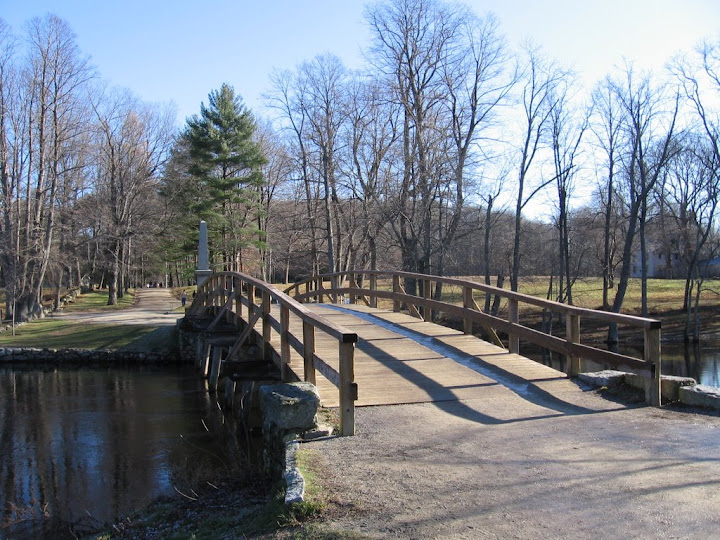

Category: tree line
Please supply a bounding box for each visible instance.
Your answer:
[1,1,719,343]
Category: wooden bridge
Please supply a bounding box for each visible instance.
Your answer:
[183,270,662,436]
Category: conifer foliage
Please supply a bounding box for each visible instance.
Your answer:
[182,83,267,272]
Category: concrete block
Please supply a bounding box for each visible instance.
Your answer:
[679,385,720,410]
[578,370,626,388]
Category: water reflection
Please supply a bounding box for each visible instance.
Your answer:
[535,342,720,388]
[658,342,720,387]
[0,366,235,535]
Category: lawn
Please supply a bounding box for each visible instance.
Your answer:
[0,319,158,350]
[0,288,173,351]
[60,288,137,312]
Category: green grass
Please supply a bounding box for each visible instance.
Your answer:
[60,289,137,312]
[0,319,160,350]
[0,288,186,351]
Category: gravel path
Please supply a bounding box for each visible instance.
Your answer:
[56,288,184,326]
[303,387,720,539]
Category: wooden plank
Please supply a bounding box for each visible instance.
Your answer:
[282,305,568,408]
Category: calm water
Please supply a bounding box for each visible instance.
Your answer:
[533,342,720,388]
[0,366,238,537]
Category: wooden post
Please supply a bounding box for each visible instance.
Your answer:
[235,277,242,322]
[508,299,519,354]
[224,377,236,410]
[208,346,222,392]
[421,279,431,320]
[280,304,291,380]
[303,321,316,384]
[645,326,662,406]
[195,338,205,370]
[224,276,231,323]
[331,275,338,304]
[339,341,356,436]
[393,275,401,312]
[348,272,356,304]
[370,273,378,308]
[566,313,581,377]
[262,291,271,362]
[463,286,474,335]
[247,284,255,314]
[316,277,324,304]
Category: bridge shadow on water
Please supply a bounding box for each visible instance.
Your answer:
[326,305,626,426]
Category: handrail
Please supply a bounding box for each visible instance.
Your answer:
[285,270,662,406]
[188,271,358,435]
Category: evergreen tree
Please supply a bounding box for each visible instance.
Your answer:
[183,83,267,272]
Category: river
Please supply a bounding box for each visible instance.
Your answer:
[0,365,240,538]
[532,341,720,388]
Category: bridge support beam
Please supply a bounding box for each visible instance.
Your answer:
[566,314,581,377]
[645,327,662,406]
[508,299,520,354]
[339,342,356,436]
[208,346,223,392]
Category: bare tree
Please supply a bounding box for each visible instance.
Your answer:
[670,41,720,339]
[657,136,719,340]
[366,0,512,304]
[548,75,588,304]
[591,76,625,309]
[342,76,400,270]
[0,15,94,320]
[607,64,678,341]
[366,0,459,290]
[254,119,293,281]
[267,68,324,275]
[91,88,174,304]
[509,44,566,291]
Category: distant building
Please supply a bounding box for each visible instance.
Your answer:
[698,257,720,278]
[630,247,683,278]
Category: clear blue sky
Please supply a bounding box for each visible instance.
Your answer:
[3,0,719,126]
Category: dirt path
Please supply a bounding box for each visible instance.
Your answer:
[303,384,720,539]
[56,288,184,327]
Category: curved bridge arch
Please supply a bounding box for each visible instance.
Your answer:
[184,271,358,435]
[285,269,662,406]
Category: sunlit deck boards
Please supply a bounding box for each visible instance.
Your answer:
[282,303,582,408]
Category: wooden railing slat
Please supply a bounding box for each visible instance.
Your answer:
[284,270,663,401]
[188,271,358,436]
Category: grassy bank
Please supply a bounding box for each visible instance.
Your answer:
[60,289,137,312]
[0,289,176,351]
[91,448,361,540]
[0,319,161,350]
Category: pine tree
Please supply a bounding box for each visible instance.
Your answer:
[183,84,267,272]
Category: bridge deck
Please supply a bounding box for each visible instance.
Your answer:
[281,304,588,409]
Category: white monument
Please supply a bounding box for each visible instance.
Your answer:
[195,220,212,287]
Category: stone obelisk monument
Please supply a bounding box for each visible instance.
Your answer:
[195,220,212,287]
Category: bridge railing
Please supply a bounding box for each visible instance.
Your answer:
[188,271,358,436]
[284,270,662,406]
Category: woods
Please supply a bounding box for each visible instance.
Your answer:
[1,2,719,343]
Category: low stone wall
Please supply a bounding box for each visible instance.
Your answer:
[0,346,180,365]
[178,325,199,364]
[579,370,720,410]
